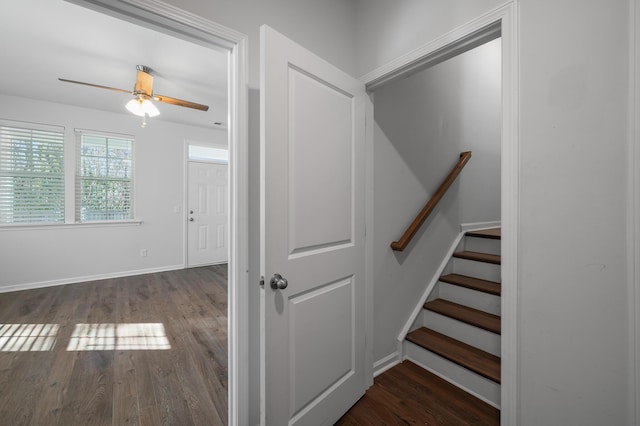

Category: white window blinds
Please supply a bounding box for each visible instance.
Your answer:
[0,121,65,224]
[76,131,134,222]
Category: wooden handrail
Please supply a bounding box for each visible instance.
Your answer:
[391,151,472,251]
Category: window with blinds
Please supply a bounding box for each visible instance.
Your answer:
[76,131,134,222]
[0,121,65,224]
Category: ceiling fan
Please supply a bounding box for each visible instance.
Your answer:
[59,65,209,123]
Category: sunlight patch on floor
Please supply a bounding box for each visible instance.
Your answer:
[67,323,171,351]
[0,323,59,351]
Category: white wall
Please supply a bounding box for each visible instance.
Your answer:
[0,94,224,290]
[518,1,631,424]
[165,0,357,86]
[372,39,501,363]
[354,0,505,77]
[357,0,635,424]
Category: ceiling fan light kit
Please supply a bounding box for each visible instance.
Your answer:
[125,96,160,117]
[59,64,209,127]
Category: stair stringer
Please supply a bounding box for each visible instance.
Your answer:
[396,230,466,348]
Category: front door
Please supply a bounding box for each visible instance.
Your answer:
[260,26,367,425]
[187,161,228,266]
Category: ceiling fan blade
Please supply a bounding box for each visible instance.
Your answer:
[58,78,131,94]
[153,94,209,111]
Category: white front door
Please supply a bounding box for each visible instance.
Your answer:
[260,26,367,425]
[187,161,228,266]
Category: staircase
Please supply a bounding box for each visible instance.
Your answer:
[404,227,502,407]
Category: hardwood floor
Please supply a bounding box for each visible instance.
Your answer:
[337,360,499,425]
[0,265,228,426]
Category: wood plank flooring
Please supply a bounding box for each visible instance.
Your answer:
[0,265,228,426]
[337,360,499,425]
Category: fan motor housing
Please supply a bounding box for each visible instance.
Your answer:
[133,66,154,97]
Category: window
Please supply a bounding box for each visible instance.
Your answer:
[0,121,65,224]
[0,123,136,226]
[188,144,229,164]
[76,131,134,222]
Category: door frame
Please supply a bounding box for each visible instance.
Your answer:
[359,3,519,423]
[68,1,249,424]
[632,0,640,422]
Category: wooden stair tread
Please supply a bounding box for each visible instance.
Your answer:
[424,299,501,334]
[406,327,501,383]
[465,228,501,240]
[439,273,501,296]
[453,250,501,265]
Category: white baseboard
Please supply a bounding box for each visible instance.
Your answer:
[373,351,401,377]
[460,220,501,232]
[0,264,186,293]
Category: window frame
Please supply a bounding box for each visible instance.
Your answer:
[75,129,136,223]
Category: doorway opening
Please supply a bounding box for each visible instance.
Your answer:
[368,35,502,408]
[362,6,518,423]
[40,0,248,423]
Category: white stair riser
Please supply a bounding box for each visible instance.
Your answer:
[421,310,501,356]
[453,258,501,282]
[438,282,501,315]
[404,341,501,407]
[464,237,501,256]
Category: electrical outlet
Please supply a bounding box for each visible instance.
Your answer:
[140,249,147,257]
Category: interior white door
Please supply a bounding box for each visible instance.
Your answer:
[187,161,228,266]
[260,25,367,425]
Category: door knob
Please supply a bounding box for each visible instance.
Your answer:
[269,273,288,290]
[189,217,194,222]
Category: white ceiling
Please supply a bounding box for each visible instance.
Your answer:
[0,0,228,129]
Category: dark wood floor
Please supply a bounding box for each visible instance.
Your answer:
[337,360,499,425]
[0,265,228,426]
